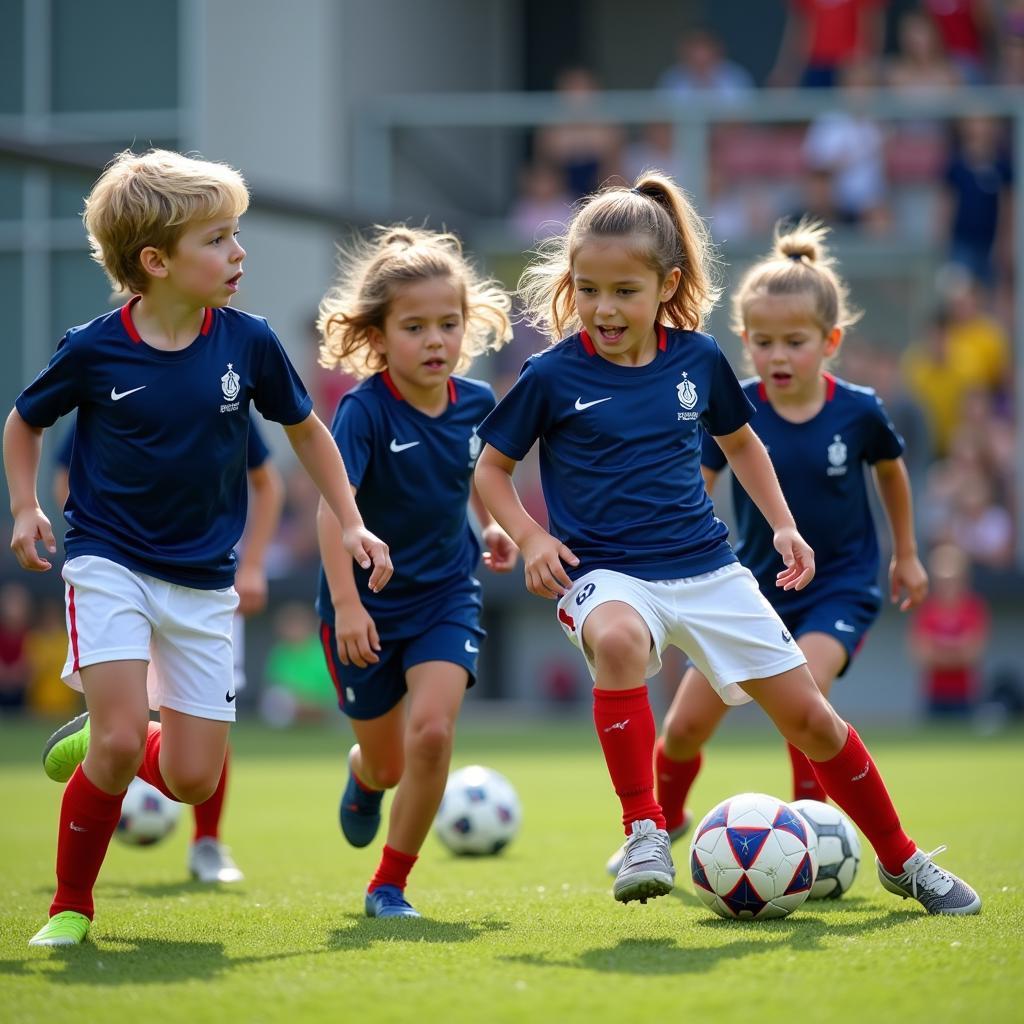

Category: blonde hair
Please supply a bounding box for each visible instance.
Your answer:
[731,219,861,336]
[83,149,249,296]
[518,170,722,342]
[318,226,512,379]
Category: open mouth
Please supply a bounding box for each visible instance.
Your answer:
[597,326,625,342]
[226,273,243,290]
[771,372,793,386]
[423,358,446,371]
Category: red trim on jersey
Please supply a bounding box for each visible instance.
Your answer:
[579,330,597,355]
[200,307,213,335]
[319,622,344,704]
[824,371,837,400]
[558,606,576,633]
[757,381,768,402]
[120,296,143,342]
[657,323,667,350]
[448,378,457,404]
[381,370,404,400]
[67,586,80,672]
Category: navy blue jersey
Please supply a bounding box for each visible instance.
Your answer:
[17,297,311,589]
[316,372,495,634]
[702,373,904,613]
[478,326,754,581]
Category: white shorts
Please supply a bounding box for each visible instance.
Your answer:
[62,555,240,722]
[555,563,807,706]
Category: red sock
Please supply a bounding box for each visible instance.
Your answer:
[368,845,418,892]
[593,686,665,834]
[135,722,177,800]
[50,766,126,919]
[193,746,229,841]
[810,724,916,875]
[655,739,701,833]
[788,741,828,802]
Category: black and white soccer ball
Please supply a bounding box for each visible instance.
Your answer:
[791,799,861,899]
[434,765,521,855]
[114,778,181,847]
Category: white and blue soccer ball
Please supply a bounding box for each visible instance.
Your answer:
[434,765,521,856]
[115,778,181,847]
[689,792,818,920]
[791,799,861,899]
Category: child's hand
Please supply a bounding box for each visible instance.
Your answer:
[520,528,579,599]
[10,507,56,572]
[774,526,815,591]
[481,523,518,573]
[890,554,928,611]
[235,563,269,616]
[333,600,381,668]
[342,526,392,592]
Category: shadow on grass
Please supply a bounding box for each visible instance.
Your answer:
[327,913,510,950]
[502,907,921,975]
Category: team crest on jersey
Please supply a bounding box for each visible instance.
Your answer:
[468,427,482,468]
[676,372,699,421]
[827,433,848,476]
[220,363,240,413]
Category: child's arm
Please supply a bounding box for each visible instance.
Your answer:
[235,460,285,616]
[713,423,814,591]
[873,457,928,611]
[3,409,57,572]
[701,466,719,496]
[316,492,379,667]
[474,444,578,599]
[283,412,392,592]
[469,479,518,573]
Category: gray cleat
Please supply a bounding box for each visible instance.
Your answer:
[606,810,693,877]
[876,845,981,915]
[188,838,245,883]
[612,818,675,904]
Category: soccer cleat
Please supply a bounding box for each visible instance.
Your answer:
[365,884,420,919]
[876,846,982,915]
[612,818,676,904]
[42,712,91,783]
[28,910,91,947]
[339,745,384,848]
[605,810,693,877]
[188,838,245,883]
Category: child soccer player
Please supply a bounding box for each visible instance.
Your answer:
[316,226,516,918]
[474,172,980,915]
[6,149,391,947]
[52,417,284,883]
[606,219,929,874]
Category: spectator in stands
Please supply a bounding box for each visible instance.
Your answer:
[509,161,572,245]
[945,467,1014,569]
[801,59,888,230]
[0,581,32,715]
[941,115,1013,288]
[922,0,994,85]
[885,8,961,92]
[656,29,754,101]
[910,543,989,717]
[769,0,885,89]
[997,1,1024,85]
[26,597,79,719]
[534,67,624,199]
[941,267,1011,402]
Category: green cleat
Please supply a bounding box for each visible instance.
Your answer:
[28,911,91,947]
[42,712,91,783]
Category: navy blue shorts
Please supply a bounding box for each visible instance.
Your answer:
[779,593,880,678]
[319,615,483,720]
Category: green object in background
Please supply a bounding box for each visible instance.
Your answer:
[265,635,337,706]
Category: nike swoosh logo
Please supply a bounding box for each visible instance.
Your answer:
[69,822,88,832]
[835,620,856,633]
[574,396,613,411]
[225,691,236,703]
[464,639,479,653]
[111,385,147,401]
[389,439,420,452]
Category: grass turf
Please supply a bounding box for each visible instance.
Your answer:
[1,717,1021,1024]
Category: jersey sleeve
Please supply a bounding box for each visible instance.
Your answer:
[700,429,728,472]
[477,361,548,461]
[863,393,905,464]
[14,333,82,428]
[246,420,271,469]
[701,344,755,437]
[330,394,375,489]
[250,322,314,426]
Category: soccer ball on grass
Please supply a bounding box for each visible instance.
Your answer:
[791,798,861,899]
[114,777,181,847]
[434,765,521,855]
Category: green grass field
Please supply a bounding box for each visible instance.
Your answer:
[2,717,1022,1024]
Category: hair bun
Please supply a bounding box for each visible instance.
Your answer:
[380,227,418,248]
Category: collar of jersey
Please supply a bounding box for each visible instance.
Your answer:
[575,324,671,376]
[120,294,214,347]
[380,370,458,406]
[757,371,837,404]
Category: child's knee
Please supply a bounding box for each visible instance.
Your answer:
[91,724,146,775]
[585,614,650,670]
[360,752,404,790]
[406,717,454,764]
[787,697,845,754]
[663,711,712,752]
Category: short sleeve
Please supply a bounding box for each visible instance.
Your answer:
[477,361,549,461]
[700,345,755,437]
[863,393,905,464]
[330,394,375,489]
[700,429,728,472]
[15,333,82,428]
[246,420,271,469]
[251,322,314,426]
